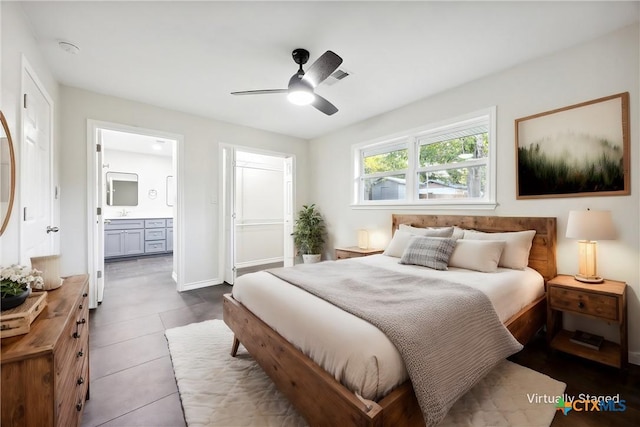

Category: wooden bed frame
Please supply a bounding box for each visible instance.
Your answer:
[223,215,557,427]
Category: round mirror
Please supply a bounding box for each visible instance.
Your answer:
[0,111,16,236]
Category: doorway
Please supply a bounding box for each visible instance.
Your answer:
[87,120,183,308]
[220,145,294,285]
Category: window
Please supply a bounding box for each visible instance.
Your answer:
[361,141,408,201]
[353,108,496,208]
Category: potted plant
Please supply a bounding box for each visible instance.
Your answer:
[292,204,326,264]
[1,265,44,310]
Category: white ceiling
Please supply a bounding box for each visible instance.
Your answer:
[20,1,640,140]
[101,129,175,157]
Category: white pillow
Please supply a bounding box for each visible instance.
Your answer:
[451,226,465,240]
[448,240,506,273]
[384,227,453,258]
[463,229,536,270]
[398,224,454,237]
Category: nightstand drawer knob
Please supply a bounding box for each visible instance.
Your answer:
[578,301,585,309]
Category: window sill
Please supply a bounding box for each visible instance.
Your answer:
[350,201,498,211]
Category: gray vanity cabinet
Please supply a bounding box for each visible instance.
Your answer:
[104,219,145,257]
[105,218,172,260]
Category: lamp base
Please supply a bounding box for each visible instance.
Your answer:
[574,274,604,284]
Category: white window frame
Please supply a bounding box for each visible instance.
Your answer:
[352,107,497,210]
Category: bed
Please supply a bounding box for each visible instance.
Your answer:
[223,214,557,427]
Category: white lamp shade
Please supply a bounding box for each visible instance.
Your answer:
[357,229,369,249]
[566,210,616,241]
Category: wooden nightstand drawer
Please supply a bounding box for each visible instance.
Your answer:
[335,247,384,259]
[548,287,618,321]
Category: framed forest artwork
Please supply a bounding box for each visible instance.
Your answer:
[515,92,629,199]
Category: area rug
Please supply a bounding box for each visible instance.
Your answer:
[166,320,565,427]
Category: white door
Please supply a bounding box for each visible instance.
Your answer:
[222,147,236,284]
[94,133,105,302]
[283,157,294,267]
[21,65,55,263]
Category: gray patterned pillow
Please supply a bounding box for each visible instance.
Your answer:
[399,236,457,270]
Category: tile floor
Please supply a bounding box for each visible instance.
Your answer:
[81,255,231,427]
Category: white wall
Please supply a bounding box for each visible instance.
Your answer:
[59,86,308,287]
[310,24,640,363]
[103,149,173,219]
[1,2,60,264]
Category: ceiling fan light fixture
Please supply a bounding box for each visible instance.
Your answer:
[287,89,314,106]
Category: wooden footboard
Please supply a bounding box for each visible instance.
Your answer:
[223,294,387,427]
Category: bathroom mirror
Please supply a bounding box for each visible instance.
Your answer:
[106,172,139,206]
[0,111,16,236]
[166,175,175,207]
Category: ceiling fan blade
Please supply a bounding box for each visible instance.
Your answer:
[302,50,343,87]
[312,94,338,116]
[231,89,287,96]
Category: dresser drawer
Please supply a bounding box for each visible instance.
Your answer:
[55,286,89,409]
[57,353,89,427]
[549,286,618,321]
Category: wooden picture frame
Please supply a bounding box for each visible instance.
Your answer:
[515,92,630,199]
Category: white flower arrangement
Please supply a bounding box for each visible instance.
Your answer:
[0,264,44,297]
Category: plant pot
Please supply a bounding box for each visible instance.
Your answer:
[302,254,321,264]
[1,288,30,311]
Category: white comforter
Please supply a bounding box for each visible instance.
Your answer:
[231,254,544,401]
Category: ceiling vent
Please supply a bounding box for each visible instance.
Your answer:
[323,68,350,86]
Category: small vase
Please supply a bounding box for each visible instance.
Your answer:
[1,288,30,311]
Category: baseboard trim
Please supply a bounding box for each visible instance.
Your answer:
[180,278,224,292]
[629,351,640,366]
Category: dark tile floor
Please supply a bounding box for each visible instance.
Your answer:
[81,255,231,427]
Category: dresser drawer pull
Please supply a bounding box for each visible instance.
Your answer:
[73,331,81,339]
[77,318,86,326]
[77,349,84,358]
[76,401,83,412]
[77,377,84,385]
[83,292,88,297]
[578,301,585,309]
[78,303,83,310]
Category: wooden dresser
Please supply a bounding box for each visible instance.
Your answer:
[1,275,90,427]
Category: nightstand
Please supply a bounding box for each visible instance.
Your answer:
[335,247,384,259]
[546,275,627,369]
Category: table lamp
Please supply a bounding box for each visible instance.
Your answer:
[357,229,369,250]
[565,209,616,283]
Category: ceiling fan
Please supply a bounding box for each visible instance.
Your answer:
[231,48,343,116]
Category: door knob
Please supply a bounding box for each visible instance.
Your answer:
[46,226,59,233]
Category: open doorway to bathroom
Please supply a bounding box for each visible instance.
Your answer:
[87,120,183,309]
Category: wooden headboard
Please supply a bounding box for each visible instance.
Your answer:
[391,214,557,282]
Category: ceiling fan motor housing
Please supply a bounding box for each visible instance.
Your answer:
[292,48,310,66]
